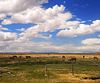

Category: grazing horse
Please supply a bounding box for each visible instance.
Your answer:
[93,57,98,60]
[26,56,31,59]
[68,57,76,62]
[13,56,17,58]
[83,56,85,59]
[9,57,14,60]
[19,56,22,58]
[36,57,39,59]
[62,56,65,61]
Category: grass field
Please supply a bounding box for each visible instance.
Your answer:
[0,53,100,83]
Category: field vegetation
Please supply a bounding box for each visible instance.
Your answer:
[0,53,100,83]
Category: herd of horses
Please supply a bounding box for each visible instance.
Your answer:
[62,56,76,62]
[9,55,98,62]
[62,56,98,62]
[9,56,31,60]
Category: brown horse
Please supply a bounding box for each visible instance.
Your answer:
[26,56,31,59]
[13,56,17,58]
[9,57,14,60]
[68,57,76,61]
[93,57,98,60]
[62,56,65,61]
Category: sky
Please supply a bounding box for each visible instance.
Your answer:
[0,0,100,53]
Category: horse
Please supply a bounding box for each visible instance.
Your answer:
[83,56,85,59]
[19,56,22,58]
[93,57,98,60]
[9,57,14,60]
[26,56,31,58]
[13,56,17,58]
[62,56,65,61]
[68,57,76,61]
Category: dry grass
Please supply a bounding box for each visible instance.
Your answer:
[0,53,100,58]
[0,53,100,83]
[0,53,100,61]
[56,73,100,83]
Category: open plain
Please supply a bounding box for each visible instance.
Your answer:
[0,53,100,83]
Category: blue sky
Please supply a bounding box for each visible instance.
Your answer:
[0,0,100,53]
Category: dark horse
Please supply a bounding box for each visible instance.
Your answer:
[13,56,17,58]
[68,57,76,61]
[9,57,14,60]
[26,56,31,59]
[62,56,65,61]
[93,57,98,60]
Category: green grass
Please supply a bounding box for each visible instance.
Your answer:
[0,56,100,83]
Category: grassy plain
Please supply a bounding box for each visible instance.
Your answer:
[0,53,100,83]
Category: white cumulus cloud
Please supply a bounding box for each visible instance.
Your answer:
[0,0,48,13]
[81,38,100,45]
[0,31,17,41]
[11,5,72,40]
[16,28,25,31]
[2,5,66,25]
[0,25,9,30]
[57,20,100,37]
[98,35,100,37]
[0,14,6,20]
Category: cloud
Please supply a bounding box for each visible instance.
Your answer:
[18,25,52,40]
[91,20,100,32]
[63,1,66,4]
[76,45,100,53]
[0,31,17,41]
[16,28,25,31]
[4,4,100,40]
[1,40,100,53]
[76,18,81,21]
[0,25,9,30]
[0,39,81,53]
[1,40,56,52]
[81,38,100,45]
[2,5,66,25]
[98,35,100,37]
[2,2,100,39]
[76,38,100,52]
[0,35,100,53]
[38,34,52,39]
[57,20,100,37]
[0,14,6,20]
[89,20,92,22]
[57,24,91,37]
[0,0,48,14]
[4,4,99,40]
[0,1,100,53]
[1,27,9,30]
[6,5,71,40]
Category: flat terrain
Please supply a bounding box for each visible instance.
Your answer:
[0,53,100,83]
